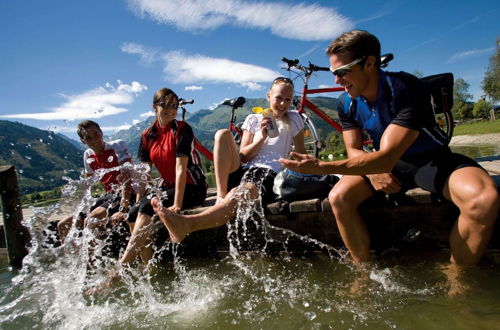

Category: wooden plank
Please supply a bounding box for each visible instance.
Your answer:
[0,165,30,269]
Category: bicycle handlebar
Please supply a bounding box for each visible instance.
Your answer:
[282,53,394,73]
[179,98,194,106]
[281,57,329,73]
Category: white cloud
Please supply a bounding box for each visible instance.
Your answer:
[121,42,158,66]
[128,0,352,41]
[0,81,148,121]
[447,47,495,63]
[185,85,203,91]
[139,111,154,118]
[239,81,264,91]
[162,50,280,85]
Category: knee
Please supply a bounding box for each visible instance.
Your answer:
[328,185,352,211]
[460,186,499,225]
[241,182,259,200]
[214,129,232,144]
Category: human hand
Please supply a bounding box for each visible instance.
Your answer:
[110,211,126,226]
[260,117,271,138]
[279,152,326,175]
[366,173,401,194]
[168,205,181,213]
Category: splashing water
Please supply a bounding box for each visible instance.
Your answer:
[1,165,500,328]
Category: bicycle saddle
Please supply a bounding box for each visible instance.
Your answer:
[222,96,246,108]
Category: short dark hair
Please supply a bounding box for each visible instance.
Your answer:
[326,30,381,67]
[77,120,102,140]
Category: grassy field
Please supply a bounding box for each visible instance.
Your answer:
[453,119,500,136]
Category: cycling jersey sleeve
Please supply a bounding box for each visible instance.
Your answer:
[337,94,360,131]
[390,74,429,131]
[176,123,194,157]
[83,149,94,175]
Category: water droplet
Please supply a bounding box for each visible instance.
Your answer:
[107,156,114,162]
[303,301,309,307]
[304,311,316,321]
[38,176,44,180]
[10,142,14,146]
[86,158,95,164]
[18,169,24,174]
[39,139,43,143]
[25,156,32,160]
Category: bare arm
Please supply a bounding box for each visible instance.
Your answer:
[280,124,419,175]
[118,157,133,209]
[171,156,189,213]
[292,130,306,155]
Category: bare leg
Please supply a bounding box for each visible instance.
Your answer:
[214,129,241,200]
[84,206,109,239]
[57,215,77,243]
[119,212,155,265]
[443,167,499,266]
[152,183,259,243]
[329,175,374,264]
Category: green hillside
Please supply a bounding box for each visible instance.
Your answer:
[0,120,82,194]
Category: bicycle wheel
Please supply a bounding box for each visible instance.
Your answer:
[301,114,320,157]
[434,110,454,141]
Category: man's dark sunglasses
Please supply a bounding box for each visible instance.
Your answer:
[330,56,366,78]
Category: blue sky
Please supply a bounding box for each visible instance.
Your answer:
[1,0,498,140]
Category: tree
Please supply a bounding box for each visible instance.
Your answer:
[472,98,492,119]
[451,78,473,120]
[482,39,500,103]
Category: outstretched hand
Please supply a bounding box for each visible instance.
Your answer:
[279,152,328,175]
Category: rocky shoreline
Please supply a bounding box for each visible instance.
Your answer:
[449,133,500,146]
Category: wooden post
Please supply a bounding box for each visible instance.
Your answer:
[0,165,30,269]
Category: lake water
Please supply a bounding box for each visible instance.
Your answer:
[1,146,499,329]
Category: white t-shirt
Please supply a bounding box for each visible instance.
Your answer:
[241,110,304,173]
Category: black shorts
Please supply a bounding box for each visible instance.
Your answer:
[128,183,207,222]
[389,147,483,196]
[77,192,137,220]
[228,166,277,204]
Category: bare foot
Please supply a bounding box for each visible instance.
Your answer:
[151,197,189,243]
[442,263,470,297]
[85,268,121,296]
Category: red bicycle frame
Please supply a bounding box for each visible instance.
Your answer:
[193,121,242,162]
[182,97,245,162]
[298,84,344,133]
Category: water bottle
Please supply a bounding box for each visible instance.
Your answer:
[262,109,279,138]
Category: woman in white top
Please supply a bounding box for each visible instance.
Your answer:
[151,77,306,243]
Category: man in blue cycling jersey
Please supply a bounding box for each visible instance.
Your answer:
[280,30,498,267]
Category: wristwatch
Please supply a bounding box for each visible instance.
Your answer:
[118,205,129,213]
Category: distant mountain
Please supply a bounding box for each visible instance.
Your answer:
[0,120,82,194]
[111,96,341,155]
